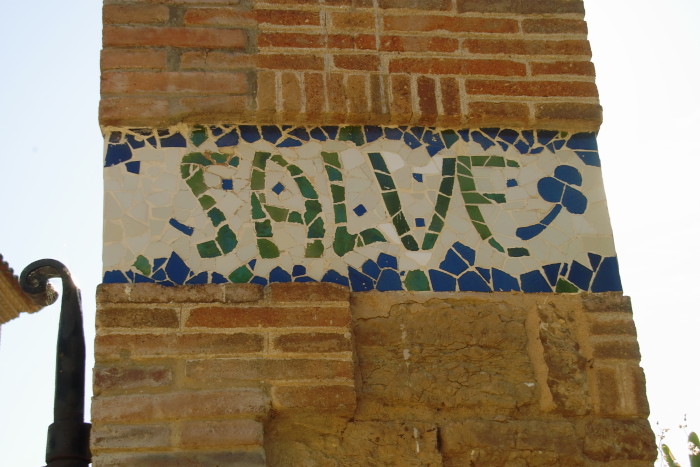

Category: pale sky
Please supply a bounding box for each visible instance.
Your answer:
[0,1,698,465]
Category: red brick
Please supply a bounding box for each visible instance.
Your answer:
[465,80,598,97]
[180,51,255,70]
[380,35,458,53]
[256,9,320,26]
[522,18,588,34]
[272,385,356,412]
[378,0,452,9]
[390,74,412,119]
[95,332,264,357]
[96,283,263,304]
[103,26,248,49]
[334,54,380,71]
[467,101,529,128]
[531,60,595,76]
[259,32,323,48]
[102,71,249,95]
[390,58,526,76]
[92,389,268,422]
[257,53,324,70]
[94,365,173,394]
[456,0,584,14]
[273,332,352,353]
[97,306,179,328]
[101,48,168,70]
[99,97,169,126]
[330,11,376,30]
[180,419,263,447]
[183,8,256,27]
[440,77,461,116]
[417,76,437,119]
[462,39,591,56]
[383,15,518,34]
[186,306,351,328]
[268,282,350,302]
[103,4,170,25]
[186,358,354,382]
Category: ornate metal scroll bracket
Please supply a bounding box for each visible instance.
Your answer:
[20,259,91,467]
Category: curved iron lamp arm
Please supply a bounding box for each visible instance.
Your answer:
[20,259,91,467]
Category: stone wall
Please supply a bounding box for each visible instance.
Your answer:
[91,283,655,465]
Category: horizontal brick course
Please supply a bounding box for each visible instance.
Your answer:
[180,419,264,447]
[271,385,356,411]
[94,365,173,394]
[186,358,354,382]
[95,332,265,357]
[92,389,268,422]
[187,306,350,328]
[100,1,601,129]
[272,332,352,353]
[268,282,350,302]
[97,307,179,328]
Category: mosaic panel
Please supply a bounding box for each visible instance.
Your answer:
[103,125,621,292]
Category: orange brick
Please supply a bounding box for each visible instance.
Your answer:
[257,53,324,70]
[334,54,380,71]
[176,95,254,122]
[269,282,350,302]
[281,71,302,115]
[257,70,277,114]
[183,8,256,27]
[273,332,352,353]
[534,102,602,127]
[103,26,248,49]
[180,419,263,447]
[390,58,526,76]
[103,4,170,25]
[186,358,354,382]
[467,101,529,128]
[327,72,347,119]
[330,11,376,30]
[440,77,461,116]
[102,71,249,95]
[304,72,325,117]
[96,283,263,304]
[369,73,386,117]
[462,39,592,56]
[587,314,637,336]
[592,339,641,360]
[186,306,351,328]
[256,9,320,26]
[522,18,588,34]
[259,32,323,48]
[91,424,171,450]
[383,15,518,34]
[180,51,255,70]
[95,333,264,357]
[271,385,356,412]
[347,74,368,120]
[94,365,173,394]
[97,306,179,328]
[456,0,584,14]
[390,74,412,119]
[92,389,268,422]
[531,60,595,76]
[380,35,458,53]
[101,48,168,70]
[328,34,358,49]
[99,97,169,126]
[465,80,598,97]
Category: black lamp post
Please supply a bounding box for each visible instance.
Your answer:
[20,259,91,467]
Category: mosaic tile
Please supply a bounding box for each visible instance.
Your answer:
[103,125,619,292]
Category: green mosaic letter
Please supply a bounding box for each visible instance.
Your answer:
[180,151,240,258]
[251,152,325,258]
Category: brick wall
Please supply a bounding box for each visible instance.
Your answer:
[92,284,655,465]
[101,0,600,130]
